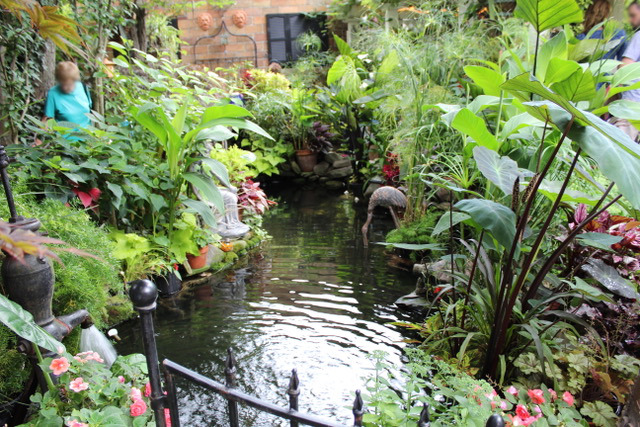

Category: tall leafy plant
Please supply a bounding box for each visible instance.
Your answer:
[130,100,271,261]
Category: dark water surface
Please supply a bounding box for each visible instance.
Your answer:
[117,186,420,426]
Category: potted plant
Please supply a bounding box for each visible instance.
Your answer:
[187,226,219,270]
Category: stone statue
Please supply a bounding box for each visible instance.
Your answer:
[197,12,214,31]
[215,186,250,239]
[231,10,248,28]
[190,142,250,240]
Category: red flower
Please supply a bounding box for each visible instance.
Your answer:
[164,408,172,427]
[515,404,530,419]
[130,399,147,417]
[145,382,151,397]
[527,389,545,404]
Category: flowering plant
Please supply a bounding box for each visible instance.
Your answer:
[238,180,276,216]
[20,350,169,427]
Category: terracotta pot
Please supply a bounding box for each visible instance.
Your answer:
[187,246,210,270]
[295,149,318,172]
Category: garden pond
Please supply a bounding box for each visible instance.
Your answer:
[117,185,422,426]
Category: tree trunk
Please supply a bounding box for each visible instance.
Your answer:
[620,374,640,426]
[37,40,56,102]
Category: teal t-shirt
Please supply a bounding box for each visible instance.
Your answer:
[44,82,92,128]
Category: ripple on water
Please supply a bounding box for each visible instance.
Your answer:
[117,187,421,426]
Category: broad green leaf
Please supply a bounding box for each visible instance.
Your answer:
[514,0,583,33]
[550,69,596,102]
[149,194,166,212]
[455,199,517,249]
[537,32,568,82]
[538,180,599,205]
[572,277,613,302]
[607,99,640,121]
[171,101,189,135]
[432,212,471,236]
[183,172,224,212]
[464,65,504,97]
[575,232,622,252]
[544,58,581,86]
[0,294,64,354]
[473,146,522,195]
[540,104,640,209]
[451,108,500,151]
[611,62,640,89]
[106,181,123,209]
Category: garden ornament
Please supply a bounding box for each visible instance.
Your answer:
[361,186,407,247]
[197,12,214,31]
[0,145,91,389]
[231,10,248,28]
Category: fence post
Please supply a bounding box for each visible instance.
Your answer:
[162,362,181,427]
[417,403,429,426]
[486,414,505,427]
[225,348,240,427]
[287,368,300,427]
[353,390,363,426]
[129,280,166,427]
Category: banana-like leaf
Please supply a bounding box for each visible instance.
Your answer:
[183,172,224,213]
[550,69,596,102]
[182,199,218,229]
[455,199,517,249]
[198,157,231,188]
[537,32,568,82]
[202,104,253,123]
[538,180,599,205]
[514,0,583,33]
[0,294,64,354]
[575,232,622,252]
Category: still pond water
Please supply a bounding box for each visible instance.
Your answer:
[117,186,421,426]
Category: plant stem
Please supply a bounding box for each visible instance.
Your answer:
[33,345,56,392]
[459,231,485,333]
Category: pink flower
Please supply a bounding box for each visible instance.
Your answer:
[145,382,151,397]
[67,420,88,427]
[515,405,530,419]
[69,377,89,392]
[130,399,147,417]
[506,386,518,396]
[57,346,65,355]
[563,391,574,406]
[533,405,541,413]
[118,376,125,383]
[548,388,557,400]
[527,389,545,404]
[130,387,142,401]
[49,357,70,376]
[164,408,172,427]
[500,401,508,410]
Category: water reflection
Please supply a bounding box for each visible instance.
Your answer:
[117,186,421,426]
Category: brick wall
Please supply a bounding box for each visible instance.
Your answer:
[177,0,330,68]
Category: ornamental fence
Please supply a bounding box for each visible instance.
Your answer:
[129,279,505,427]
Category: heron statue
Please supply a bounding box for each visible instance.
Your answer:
[361,186,407,247]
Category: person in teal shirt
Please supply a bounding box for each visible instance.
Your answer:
[43,61,92,128]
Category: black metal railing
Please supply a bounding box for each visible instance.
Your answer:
[129,279,506,427]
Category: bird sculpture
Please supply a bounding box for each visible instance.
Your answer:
[361,186,407,247]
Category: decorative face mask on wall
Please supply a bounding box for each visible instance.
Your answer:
[197,12,214,31]
[231,10,248,29]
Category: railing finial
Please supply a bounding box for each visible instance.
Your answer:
[353,389,364,426]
